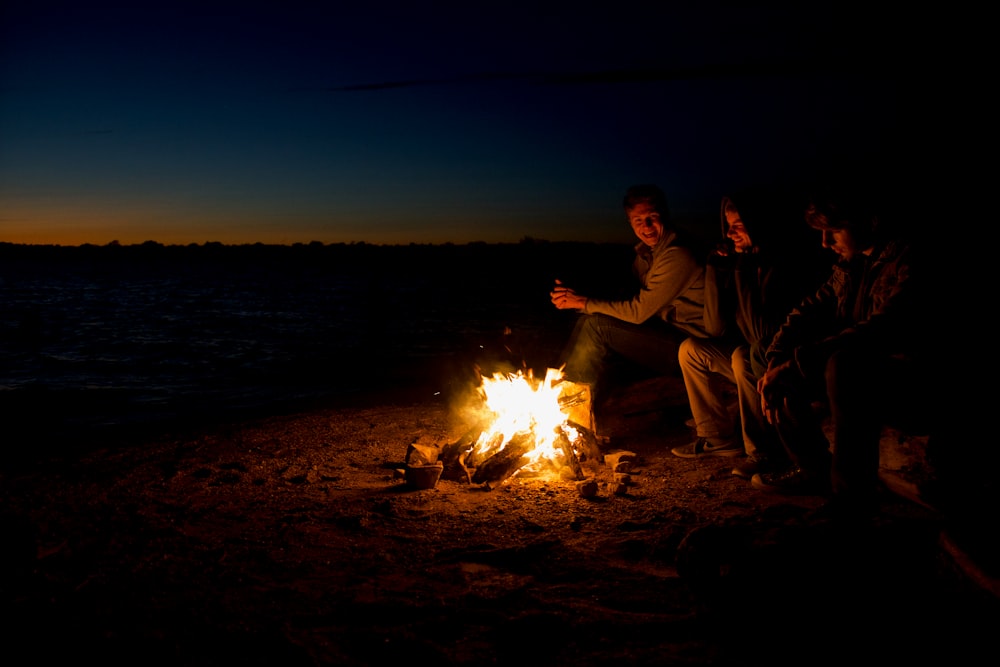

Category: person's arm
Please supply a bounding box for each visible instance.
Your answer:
[754,267,838,425]
[756,357,796,425]
[584,242,702,324]
[799,241,920,371]
[764,267,838,367]
[550,279,588,311]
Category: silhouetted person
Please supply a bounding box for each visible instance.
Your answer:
[753,185,934,520]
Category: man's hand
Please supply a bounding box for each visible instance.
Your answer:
[757,359,793,425]
[551,279,588,311]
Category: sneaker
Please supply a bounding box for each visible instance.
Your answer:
[671,437,744,459]
[751,466,830,496]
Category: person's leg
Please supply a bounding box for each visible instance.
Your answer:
[730,346,789,476]
[560,314,603,387]
[671,337,744,458]
[825,348,887,510]
[678,337,738,442]
[751,371,831,495]
[561,313,686,401]
[603,316,689,376]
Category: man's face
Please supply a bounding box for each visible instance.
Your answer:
[725,208,752,253]
[821,227,862,260]
[628,202,665,247]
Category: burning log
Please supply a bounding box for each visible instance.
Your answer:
[440,367,601,488]
[440,419,487,462]
[465,431,505,469]
[439,419,489,482]
[567,420,602,461]
[555,429,585,481]
[471,431,536,486]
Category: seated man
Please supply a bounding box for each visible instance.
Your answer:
[753,186,934,519]
[671,188,824,466]
[550,184,708,405]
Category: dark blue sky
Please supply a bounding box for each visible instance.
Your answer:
[1,2,915,245]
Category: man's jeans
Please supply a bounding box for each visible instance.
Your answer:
[560,313,689,403]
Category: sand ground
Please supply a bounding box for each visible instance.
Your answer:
[3,372,998,666]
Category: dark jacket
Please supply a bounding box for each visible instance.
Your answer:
[765,236,927,380]
[704,189,823,376]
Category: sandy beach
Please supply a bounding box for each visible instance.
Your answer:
[2,241,996,665]
[3,369,998,666]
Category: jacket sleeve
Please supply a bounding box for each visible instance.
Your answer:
[768,241,922,379]
[765,272,839,370]
[584,243,703,325]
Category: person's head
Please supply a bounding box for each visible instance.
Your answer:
[723,199,753,253]
[623,184,669,247]
[804,191,880,262]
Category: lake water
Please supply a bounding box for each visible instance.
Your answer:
[1,242,632,447]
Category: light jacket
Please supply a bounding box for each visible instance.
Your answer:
[583,228,708,338]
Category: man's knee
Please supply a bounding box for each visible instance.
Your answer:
[678,336,699,365]
[576,313,613,341]
[679,336,721,375]
[730,347,751,376]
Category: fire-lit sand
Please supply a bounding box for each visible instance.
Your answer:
[3,371,998,666]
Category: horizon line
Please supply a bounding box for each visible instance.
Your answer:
[0,237,634,250]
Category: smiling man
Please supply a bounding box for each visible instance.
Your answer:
[550,183,708,407]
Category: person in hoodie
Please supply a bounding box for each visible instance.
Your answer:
[550,184,709,404]
[752,185,934,519]
[670,188,824,469]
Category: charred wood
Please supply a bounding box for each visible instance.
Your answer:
[568,421,602,461]
[555,430,585,481]
[471,431,536,486]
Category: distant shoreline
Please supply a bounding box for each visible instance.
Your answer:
[0,211,719,253]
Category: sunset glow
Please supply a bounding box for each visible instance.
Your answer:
[1,4,910,247]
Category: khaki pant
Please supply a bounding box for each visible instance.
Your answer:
[678,336,782,461]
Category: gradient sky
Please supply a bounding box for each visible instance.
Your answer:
[1,2,915,246]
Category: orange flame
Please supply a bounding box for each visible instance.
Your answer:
[473,367,581,472]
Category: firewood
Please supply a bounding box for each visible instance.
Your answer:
[440,451,474,483]
[555,430,585,481]
[439,418,488,469]
[466,431,505,469]
[471,431,536,486]
[568,421,602,461]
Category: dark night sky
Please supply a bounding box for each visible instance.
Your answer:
[1,1,928,246]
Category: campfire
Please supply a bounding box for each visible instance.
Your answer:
[405,367,603,490]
